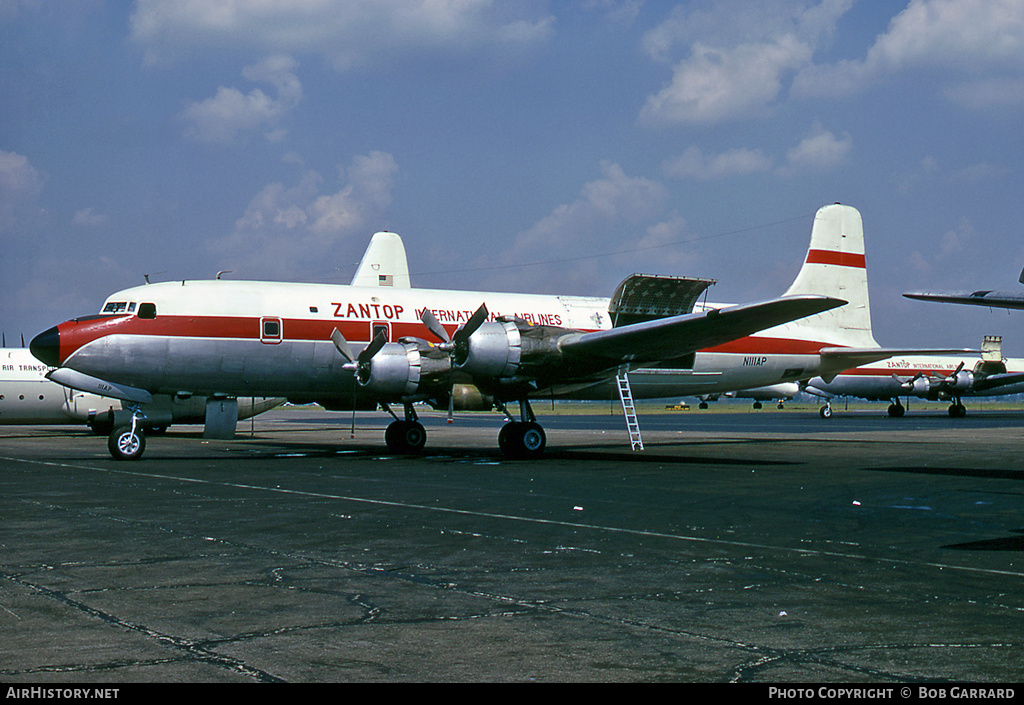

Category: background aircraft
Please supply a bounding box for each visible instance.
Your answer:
[803,335,1024,417]
[904,267,1024,310]
[1,347,282,432]
[693,383,801,410]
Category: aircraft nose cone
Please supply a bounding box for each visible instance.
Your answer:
[30,326,61,367]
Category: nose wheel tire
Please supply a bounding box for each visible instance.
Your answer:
[108,424,146,461]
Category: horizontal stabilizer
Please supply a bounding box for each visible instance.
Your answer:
[819,346,980,367]
[47,368,153,405]
[816,347,980,382]
[561,295,845,365]
[904,291,1024,310]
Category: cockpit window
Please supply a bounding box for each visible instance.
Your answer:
[102,302,129,313]
[138,302,157,319]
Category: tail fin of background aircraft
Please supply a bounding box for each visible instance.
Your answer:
[780,203,880,348]
[351,231,411,288]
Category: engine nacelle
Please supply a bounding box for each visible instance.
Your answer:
[455,320,522,379]
[948,369,974,392]
[909,376,931,397]
[357,341,449,398]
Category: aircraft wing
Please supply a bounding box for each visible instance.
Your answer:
[560,295,845,365]
[903,291,1024,310]
[973,371,1024,392]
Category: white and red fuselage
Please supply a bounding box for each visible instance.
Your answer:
[30,204,877,407]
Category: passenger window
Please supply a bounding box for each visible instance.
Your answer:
[138,303,157,319]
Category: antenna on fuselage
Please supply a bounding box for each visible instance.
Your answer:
[143,271,167,284]
[217,271,232,280]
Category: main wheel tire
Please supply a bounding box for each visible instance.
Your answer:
[498,421,546,459]
[518,421,546,459]
[108,424,146,461]
[385,420,427,454]
[498,422,520,457]
[402,421,426,453]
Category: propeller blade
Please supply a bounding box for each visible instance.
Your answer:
[420,308,451,344]
[331,328,355,363]
[359,331,388,363]
[453,303,489,345]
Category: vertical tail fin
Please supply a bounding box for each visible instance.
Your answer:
[351,231,412,288]
[781,204,879,348]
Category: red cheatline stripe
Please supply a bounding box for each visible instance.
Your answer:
[805,249,866,268]
[59,313,837,358]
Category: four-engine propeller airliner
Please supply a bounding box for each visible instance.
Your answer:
[804,334,1024,418]
[30,203,947,461]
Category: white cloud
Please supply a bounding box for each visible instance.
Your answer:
[638,0,853,125]
[181,54,302,144]
[640,37,812,125]
[664,124,848,181]
[209,151,399,279]
[0,149,44,235]
[71,207,107,227]
[778,122,851,176]
[130,0,555,69]
[509,161,669,258]
[905,217,977,274]
[663,145,774,180]
[793,0,1024,103]
[484,162,676,293]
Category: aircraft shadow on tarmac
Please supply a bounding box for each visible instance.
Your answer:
[861,468,1024,552]
[188,441,803,467]
[866,466,1024,481]
[943,530,1024,551]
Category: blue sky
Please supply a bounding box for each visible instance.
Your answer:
[2,0,1023,351]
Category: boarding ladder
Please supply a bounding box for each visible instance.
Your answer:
[616,369,644,451]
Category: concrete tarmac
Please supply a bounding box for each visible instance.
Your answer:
[1,406,1023,683]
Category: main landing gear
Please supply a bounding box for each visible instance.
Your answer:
[381,398,546,459]
[496,399,546,460]
[383,403,427,454]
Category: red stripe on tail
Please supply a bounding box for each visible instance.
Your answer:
[805,249,866,268]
